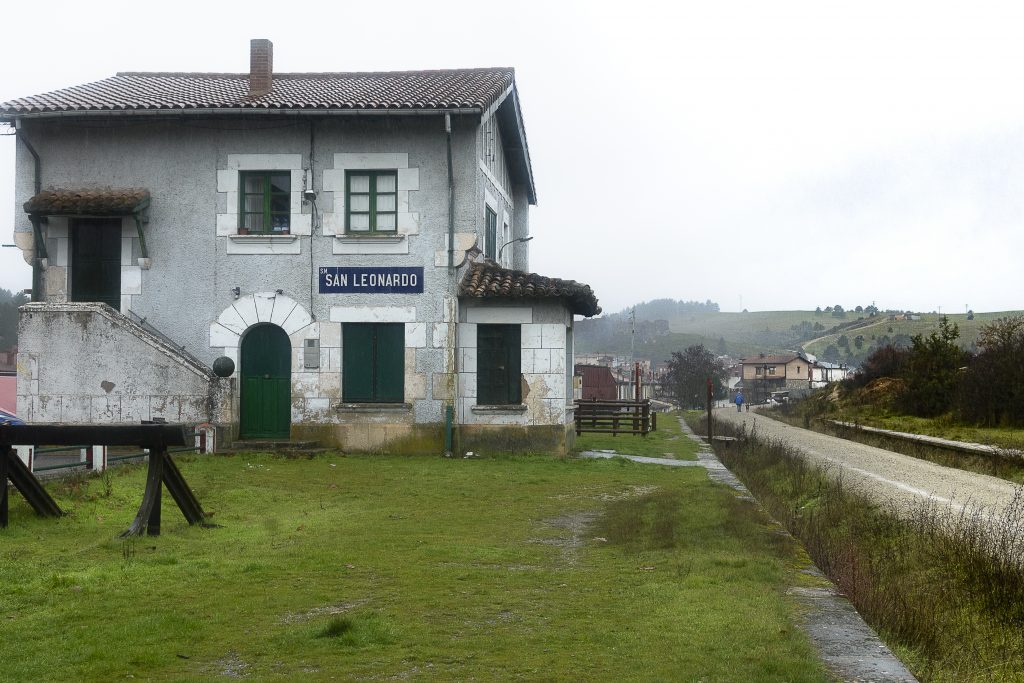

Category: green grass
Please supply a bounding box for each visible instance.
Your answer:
[0,449,826,682]
[573,410,700,460]
[789,395,1024,452]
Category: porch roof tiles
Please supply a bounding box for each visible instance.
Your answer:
[459,261,601,317]
[24,188,151,216]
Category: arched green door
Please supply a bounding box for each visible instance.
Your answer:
[240,324,291,439]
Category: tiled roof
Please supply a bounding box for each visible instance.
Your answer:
[459,262,601,317]
[24,189,150,216]
[0,69,515,116]
[740,355,799,364]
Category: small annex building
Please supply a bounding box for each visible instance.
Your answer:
[2,39,601,453]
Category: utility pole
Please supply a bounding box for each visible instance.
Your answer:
[630,308,638,402]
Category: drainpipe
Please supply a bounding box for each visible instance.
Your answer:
[445,114,454,269]
[15,122,45,302]
[444,113,457,455]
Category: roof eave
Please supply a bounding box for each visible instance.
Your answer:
[0,106,485,124]
[493,87,537,205]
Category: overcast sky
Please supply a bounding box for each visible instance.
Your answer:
[2,1,1023,315]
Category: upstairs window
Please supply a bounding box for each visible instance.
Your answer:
[240,171,291,234]
[477,324,521,405]
[346,171,398,233]
[485,206,497,260]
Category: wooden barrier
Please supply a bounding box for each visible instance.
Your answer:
[573,399,655,436]
[0,424,212,536]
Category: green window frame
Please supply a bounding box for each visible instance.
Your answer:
[477,324,521,405]
[485,206,497,259]
[239,171,291,234]
[346,170,398,233]
[342,323,405,403]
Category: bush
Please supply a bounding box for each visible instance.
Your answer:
[957,316,1024,427]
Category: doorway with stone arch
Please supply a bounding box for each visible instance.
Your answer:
[239,323,291,439]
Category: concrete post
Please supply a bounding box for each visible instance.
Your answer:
[15,446,33,471]
[88,446,108,472]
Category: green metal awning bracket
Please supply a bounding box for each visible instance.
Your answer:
[133,198,150,261]
[29,215,48,260]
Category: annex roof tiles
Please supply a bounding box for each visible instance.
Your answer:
[739,355,800,365]
[459,261,602,317]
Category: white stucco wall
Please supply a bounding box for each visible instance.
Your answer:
[10,113,569,449]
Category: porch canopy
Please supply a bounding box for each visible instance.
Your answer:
[459,261,601,317]
[24,188,152,260]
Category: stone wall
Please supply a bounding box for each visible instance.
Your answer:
[17,302,232,425]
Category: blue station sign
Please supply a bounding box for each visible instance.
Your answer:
[319,266,424,294]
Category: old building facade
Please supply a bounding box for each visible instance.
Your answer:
[2,40,600,453]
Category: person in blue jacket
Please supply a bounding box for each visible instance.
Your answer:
[735,391,744,412]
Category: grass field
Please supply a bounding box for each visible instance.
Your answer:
[666,310,1024,357]
[670,310,824,344]
[573,411,701,460]
[0,441,828,681]
[800,311,1023,357]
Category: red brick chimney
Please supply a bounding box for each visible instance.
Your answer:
[249,39,273,97]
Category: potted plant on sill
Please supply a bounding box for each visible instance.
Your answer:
[237,227,250,236]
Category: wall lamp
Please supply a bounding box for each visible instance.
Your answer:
[231,286,240,299]
[497,235,534,263]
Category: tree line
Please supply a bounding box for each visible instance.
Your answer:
[846,315,1024,427]
[0,287,28,352]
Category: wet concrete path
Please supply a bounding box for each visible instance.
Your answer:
[581,416,918,683]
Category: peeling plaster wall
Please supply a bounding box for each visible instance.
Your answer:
[16,303,231,425]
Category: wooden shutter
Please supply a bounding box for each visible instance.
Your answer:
[477,324,521,405]
[485,207,497,259]
[343,323,405,403]
[374,323,405,403]
[343,324,375,402]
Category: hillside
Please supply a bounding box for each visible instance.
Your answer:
[575,301,1024,366]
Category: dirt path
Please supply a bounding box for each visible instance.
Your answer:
[715,408,1021,519]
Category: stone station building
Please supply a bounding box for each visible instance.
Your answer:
[2,40,600,453]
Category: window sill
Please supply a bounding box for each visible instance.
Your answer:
[226,234,300,255]
[230,234,297,242]
[471,404,528,414]
[335,234,405,243]
[335,402,412,413]
[333,233,409,255]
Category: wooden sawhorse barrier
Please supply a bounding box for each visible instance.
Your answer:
[0,424,211,537]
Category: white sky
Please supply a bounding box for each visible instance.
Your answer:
[2,0,1023,314]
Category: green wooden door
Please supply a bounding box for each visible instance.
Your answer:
[71,218,122,309]
[240,324,291,439]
